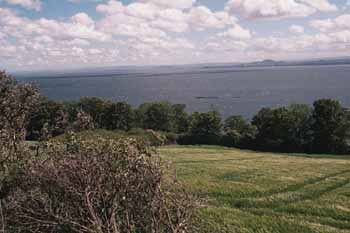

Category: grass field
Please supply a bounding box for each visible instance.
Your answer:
[159,145,350,233]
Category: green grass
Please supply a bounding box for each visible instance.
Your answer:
[159,145,350,233]
[53,129,177,145]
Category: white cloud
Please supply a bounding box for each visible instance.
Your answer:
[96,0,239,36]
[189,6,237,30]
[1,0,349,70]
[310,14,350,32]
[298,0,337,11]
[0,8,111,43]
[0,45,16,55]
[96,0,124,14]
[225,0,337,19]
[67,0,104,3]
[0,31,6,39]
[289,25,304,34]
[218,24,252,40]
[71,12,95,27]
[151,8,189,32]
[97,14,168,38]
[309,18,334,32]
[3,0,42,11]
[138,0,196,9]
[125,2,158,19]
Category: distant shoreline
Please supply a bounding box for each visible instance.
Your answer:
[16,62,350,80]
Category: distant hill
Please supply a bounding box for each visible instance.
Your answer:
[227,57,350,68]
[242,57,350,67]
[14,56,350,78]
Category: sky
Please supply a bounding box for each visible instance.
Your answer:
[1,0,350,71]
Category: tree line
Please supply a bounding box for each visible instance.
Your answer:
[27,95,350,155]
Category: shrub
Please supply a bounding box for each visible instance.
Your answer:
[136,102,175,132]
[252,104,312,152]
[0,71,40,148]
[76,97,109,128]
[172,104,189,134]
[179,111,222,145]
[311,99,350,154]
[222,116,257,148]
[2,137,195,233]
[71,109,95,132]
[27,97,68,140]
[220,129,244,148]
[145,129,167,147]
[104,102,134,131]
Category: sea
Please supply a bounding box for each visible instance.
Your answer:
[17,64,350,118]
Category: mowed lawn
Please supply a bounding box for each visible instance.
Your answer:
[159,146,350,233]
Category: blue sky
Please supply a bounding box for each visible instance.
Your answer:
[0,0,350,71]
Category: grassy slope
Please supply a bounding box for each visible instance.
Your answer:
[159,145,350,233]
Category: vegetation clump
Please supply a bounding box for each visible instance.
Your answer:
[0,71,195,233]
[2,137,195,233]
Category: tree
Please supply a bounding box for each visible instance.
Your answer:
[71,109,95,132]
[224,115,250,132]
[172,104,189,133]
[222,115,257,148]
[26,97,68,140]
[0,71,40,157]
[104,102,134,131]
[186,111,222,145]
[252,107,282,150]
[0,71,40,228]
[285,104,313,151]
[137,102,174,132]
[252,104,312,152]
[77,97,109,128]
[311,99,350,154]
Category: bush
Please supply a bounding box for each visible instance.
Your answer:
[136,102,175,132]
[2,137,195,232]
[27,97,68,140]
[76,97,109,128]
[252,104,312,152]
[178,111,222,145]
[0,70,40,207]
[220,130,244,147]
[311,99,350,154]
[172,104,189,134]
[104,102,134,131]
[222,116,257,148]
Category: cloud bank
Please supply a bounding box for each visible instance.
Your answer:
[0,0,349,70]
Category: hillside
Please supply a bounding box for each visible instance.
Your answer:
[160,146,350,233]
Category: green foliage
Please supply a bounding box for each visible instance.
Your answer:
[136,101,175,132]
[172,104,190,133]
[224,115,250,132]
[54,129,177,147]
[179,111,222,145]
[77,97,109,128]
[252,104,312,152]
[27,97,68,140]
[0,71,40,144]
[22,94,350,154]
[0,71,41,229]
[311,99,350,154]
[221,116,257,148]
[104,102,134,131]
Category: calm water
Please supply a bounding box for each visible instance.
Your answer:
[19,64,350,118]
